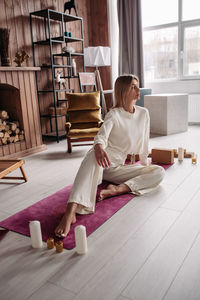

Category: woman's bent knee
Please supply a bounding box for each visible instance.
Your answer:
[141,164,165,178]
[155,165,165,181]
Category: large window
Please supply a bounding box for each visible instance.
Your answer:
[142,0,200,82]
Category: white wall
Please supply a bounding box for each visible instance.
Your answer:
[108,0,200,123]
[145,79,200,95]
[145,80,200,123]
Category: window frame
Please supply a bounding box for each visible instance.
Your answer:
[142,0,200,82]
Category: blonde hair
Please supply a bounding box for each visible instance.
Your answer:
[113,74,139,108]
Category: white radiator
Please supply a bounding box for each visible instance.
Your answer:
[188,94,200,123]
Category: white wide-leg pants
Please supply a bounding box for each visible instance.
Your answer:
[68,149,165,214]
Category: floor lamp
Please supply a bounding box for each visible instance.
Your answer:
[84,46,112,114]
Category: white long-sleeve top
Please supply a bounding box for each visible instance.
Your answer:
[94,106,150,166]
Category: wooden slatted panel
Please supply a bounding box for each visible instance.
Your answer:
[29,72,43,146]
[14,141,21,155]
[88,0,112,109]
[2,72,12,156]
[2,145,9,156]
[0,1,7,29]
[20,140,26,151]
[23,71,37,147]
[17,72,30,149]
[8,143,15,155]
[0,69,44,157]
[35,0,48,134]
[11,71,22,154]
[0,0,111,136]
[0,20,5,172]
[13,0,25,54]
[0,147,3,157]
[4,0,18,64]
[5,72,13,87]
[20,0,33,67]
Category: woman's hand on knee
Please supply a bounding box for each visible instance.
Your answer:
[94,144,111,168]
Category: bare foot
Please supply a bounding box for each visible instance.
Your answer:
[55,203,77,237]
[98,184,131,201]
[72,214,76,224]
[98,184,118,201]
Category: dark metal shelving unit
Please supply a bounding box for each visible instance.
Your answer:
[30,9,85,142]
[33,37,83,45]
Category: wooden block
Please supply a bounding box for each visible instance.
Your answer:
[126,154,140,163]
[151,148,174,165]
[135,154,140,161]
[173,149,178,158]
[126,154,151,163]
[126,154,132,161]
[48,106,67,116]
[184,151,194,158]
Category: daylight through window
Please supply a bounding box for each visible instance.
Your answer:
[142,0,200,82]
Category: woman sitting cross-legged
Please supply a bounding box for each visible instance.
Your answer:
[55,74,165,237]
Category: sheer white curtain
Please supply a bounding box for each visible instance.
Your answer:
[108,0,119,89]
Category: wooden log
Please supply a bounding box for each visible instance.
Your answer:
[4,132,10,138]
[7,122,17,131]
[0,132,4,138]
[0,124,5,131]
[15,128,20,134]
[14,135,19,142]
[0,110,9,119]
[1,137,8,144]
[12,120,20,127]
[9,136,15,143]
[4,124,10,131]
[19,134,24,141]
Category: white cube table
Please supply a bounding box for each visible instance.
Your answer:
[144,93,188,135]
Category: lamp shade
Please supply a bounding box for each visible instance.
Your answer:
[84,46,111,67]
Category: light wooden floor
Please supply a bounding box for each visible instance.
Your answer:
[0,125,200,300]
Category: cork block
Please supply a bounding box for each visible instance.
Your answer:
[184,151,194,158]
[126,154,140,163]
[151,148,174,164]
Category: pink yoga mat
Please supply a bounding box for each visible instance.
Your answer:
[0,164,170,250]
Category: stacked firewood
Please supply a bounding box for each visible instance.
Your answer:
[0,110,25,146]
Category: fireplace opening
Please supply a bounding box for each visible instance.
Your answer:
[0,83,25,145]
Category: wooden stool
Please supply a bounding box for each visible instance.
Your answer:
[0,159,28,182]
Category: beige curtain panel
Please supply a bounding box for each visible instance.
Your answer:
[118,0,144,87]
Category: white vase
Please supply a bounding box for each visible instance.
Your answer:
[72,59,77,76]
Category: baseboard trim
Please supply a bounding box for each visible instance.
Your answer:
[0,144,47,159]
